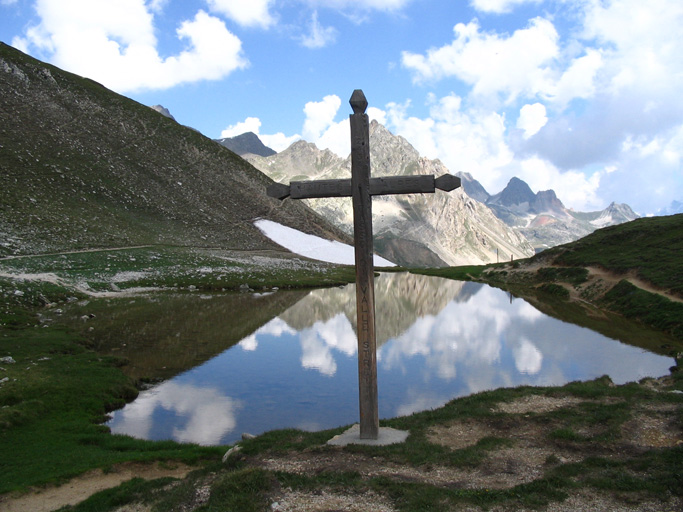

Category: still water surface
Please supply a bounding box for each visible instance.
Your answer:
[106,273,672,446]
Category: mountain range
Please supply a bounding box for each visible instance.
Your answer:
[0,41,643,267]
[0,43,348,257]
[460,175,639,251]
[226,130,639,256]
[245,124,535,266]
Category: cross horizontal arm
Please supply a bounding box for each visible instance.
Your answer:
[267,173,461,200]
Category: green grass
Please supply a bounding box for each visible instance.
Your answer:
[1,215,681,509]
[0,301,222,494]
[546,214,683,295]
[0,250,356,494]
[56,477,178,512]
[603,280,683,340]
[0,246,356,293]
[412,264,490,281]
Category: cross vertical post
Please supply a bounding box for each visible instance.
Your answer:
[349,90,378,439]
[265,89,461,443]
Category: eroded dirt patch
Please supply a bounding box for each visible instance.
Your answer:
[271,489,396,512]
[493,395,584,415]
[0,462,196,512]
[623,403,682,448]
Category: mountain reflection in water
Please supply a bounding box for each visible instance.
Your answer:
[107,273,673,446]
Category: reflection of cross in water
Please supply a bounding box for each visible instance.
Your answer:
[268,90,460,440]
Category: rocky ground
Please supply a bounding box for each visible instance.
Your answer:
[2,379,681,512]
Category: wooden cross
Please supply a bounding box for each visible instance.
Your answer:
[267,90,460,439]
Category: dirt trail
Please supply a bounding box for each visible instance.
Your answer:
[0,246,154,261]
[0,462,196,512]
[585,266,683,303]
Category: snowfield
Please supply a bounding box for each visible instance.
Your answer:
[254,219,395,267]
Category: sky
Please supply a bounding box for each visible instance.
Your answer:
[1,0,682,215]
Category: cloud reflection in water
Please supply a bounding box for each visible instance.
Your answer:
[110,381,241,445]
[107,274,673,446]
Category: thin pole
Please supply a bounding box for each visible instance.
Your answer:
[349,90,378,439]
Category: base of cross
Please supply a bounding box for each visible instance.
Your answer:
[327,424,409,446]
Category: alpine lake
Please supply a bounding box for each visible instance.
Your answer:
[50,273,674,446]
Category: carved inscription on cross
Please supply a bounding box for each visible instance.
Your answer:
[267,90,460,439]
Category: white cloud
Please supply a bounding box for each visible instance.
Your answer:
[582,0,683,98]
[301,94,354,155]
[513,338,542,374]
[402,17,559,104]
[517,103,547,139]
[544,49,603,108]
[470,0,541,14]
[147,0,168,13]
[386,94,515,193]
[367,106,387,125]
[515,157,603,211]
[302,0,412,11]
[14,0,247,93]
[220,117,262,138]
[300,10,337,48]
[316,118,351,157]
[207,0,275,29]
[304,101,388,157]
[219,116,301,152]
[382,91,609,210]
[302,95,342,141]
[222,94,387,157]
[260,132,302,152]
[239,317,296,351]
[600,125,683,215]
[110,381,240,445]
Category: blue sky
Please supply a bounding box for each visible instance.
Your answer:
[2,0,682,215]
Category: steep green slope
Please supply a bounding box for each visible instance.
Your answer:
[0,43,347,256]
[419,214,683,345]
[543,214,683,296]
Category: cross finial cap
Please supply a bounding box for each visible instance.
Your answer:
[350,89,368,114]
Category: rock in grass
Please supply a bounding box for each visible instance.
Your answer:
[222,444,242,462]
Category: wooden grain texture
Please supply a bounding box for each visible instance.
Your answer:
[349,91,379,439]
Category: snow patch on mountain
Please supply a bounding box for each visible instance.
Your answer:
[254,219,395,267]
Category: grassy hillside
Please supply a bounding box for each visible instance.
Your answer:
[420,214,683,345]
[542,214,683,296]
[0,42,348,257]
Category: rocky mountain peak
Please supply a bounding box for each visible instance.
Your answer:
[368,120,421,176]
[490,177,536,209]
[590,202,639,228]
[215,131,276,157]
[247,120,535,266]
[456,172,491,203]
[532,189,566,215]
[150,104,176,120]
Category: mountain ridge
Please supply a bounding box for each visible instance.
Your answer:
[459,173,638,251]
[247,121,535,266]
[216,132,276,158]
[0,43,349,257]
